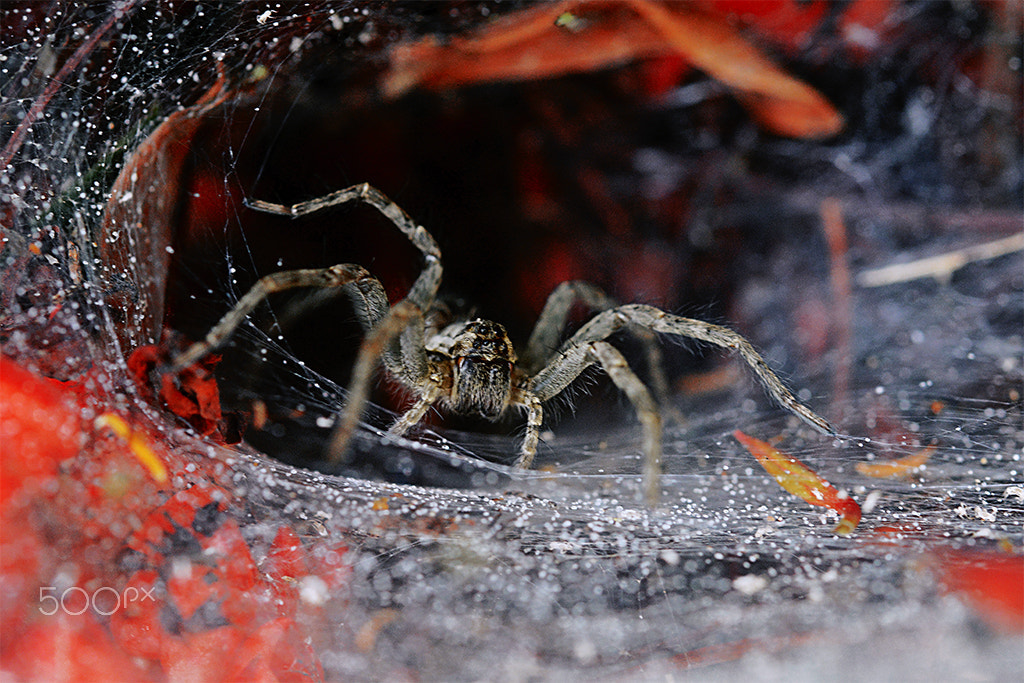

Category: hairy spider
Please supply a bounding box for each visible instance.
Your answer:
[170,183,835,504]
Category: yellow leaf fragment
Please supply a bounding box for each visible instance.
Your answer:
[94,413,169,483]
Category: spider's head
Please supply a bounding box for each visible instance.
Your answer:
[449,319,516,420]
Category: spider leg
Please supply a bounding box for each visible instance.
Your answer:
[537,304,836,436]
[530,340,662,504]
[246,183,442,312]
[244,183,452,461]
[511,390,543,469]
[521,281,673,413]
[170,184,447,466]
[326,299,430,463]
[246,182,443,382]
[522,281,616,371]
[169,264,376,372]
[386,384,443,438]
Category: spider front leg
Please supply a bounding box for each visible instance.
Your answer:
[530,304,835,505]
[529,340,662,504]
[564,304,837,437]
[521,281,673,410]
[167,184,450,468]
[174,182,441,374]
[245,183,452,462]
[246,183,442,312]
[325,299,437,463]
[169,264,381,372]
[510,389,543,470]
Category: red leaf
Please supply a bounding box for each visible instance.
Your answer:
[162,626,246,683]
[128,343,226,438]
[0,356,84,505]
[168,565,222,621]
[108,570,168,662]
[264,526,308,581]
[207,520,261,593]
[4,614,149,681]
[934,550,1024,633]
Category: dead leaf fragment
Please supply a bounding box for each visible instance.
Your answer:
[382,0,843,139]
[855,444,937,478]
[734,429,860,534]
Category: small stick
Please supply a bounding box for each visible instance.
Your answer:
[857,232,1024,288]
[821,198,852,404]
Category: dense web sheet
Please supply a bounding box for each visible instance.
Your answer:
[2,2,1022,681]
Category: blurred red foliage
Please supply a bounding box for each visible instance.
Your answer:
[0,356,340,680]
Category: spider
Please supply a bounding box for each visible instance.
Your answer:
[170,183,835,504]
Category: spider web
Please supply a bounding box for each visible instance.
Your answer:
[2,2,1022,680]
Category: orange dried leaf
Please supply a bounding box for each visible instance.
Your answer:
[627,0,843,138]
[127,344,225,439]
[383,1,667,98]
[733,429,860,534]
[855,444,937,478]
[383,0,843,139]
